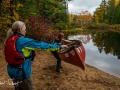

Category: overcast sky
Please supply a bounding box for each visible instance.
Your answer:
[68,0,102,15]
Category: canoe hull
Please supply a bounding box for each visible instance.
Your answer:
[58,45,86,70]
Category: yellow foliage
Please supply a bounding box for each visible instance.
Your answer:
[68,14,75,23]
[13,11,19,20]
[115,0,120,7]
[16,3,23,9]
[0,16,12,31]
[0,1,22,31]
[94,7,105,23]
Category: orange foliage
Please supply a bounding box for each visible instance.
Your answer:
[78,11,93,25]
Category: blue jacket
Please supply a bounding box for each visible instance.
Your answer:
[7,35,60,79]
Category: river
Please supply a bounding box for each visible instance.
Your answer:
[67,30,120,78]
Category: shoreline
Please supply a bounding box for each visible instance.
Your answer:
[0,50,120,89]
[86,63,120,79]
[86,64,120,79]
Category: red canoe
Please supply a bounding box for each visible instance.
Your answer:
[58,41,86,70]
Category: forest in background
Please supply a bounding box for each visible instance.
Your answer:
[0,0,120,41]
[0,0,73,41]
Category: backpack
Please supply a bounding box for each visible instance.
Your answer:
[4,35,24,65]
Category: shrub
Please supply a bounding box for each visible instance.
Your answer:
[27,16,59,43]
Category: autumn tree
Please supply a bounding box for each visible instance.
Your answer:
[0,0,22,31]
[0,0,73,41]
[94,0,120,24]
[78,11,93,25]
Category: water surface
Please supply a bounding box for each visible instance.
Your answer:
[68,30,120,78]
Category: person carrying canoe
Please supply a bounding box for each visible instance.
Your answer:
[51,32,72,72]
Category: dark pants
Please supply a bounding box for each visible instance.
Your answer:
[13,77,34,90]
[51,51,62,72]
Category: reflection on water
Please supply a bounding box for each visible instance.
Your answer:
[68,30,120,78]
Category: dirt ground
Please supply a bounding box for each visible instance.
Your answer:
[0,41,120,90]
